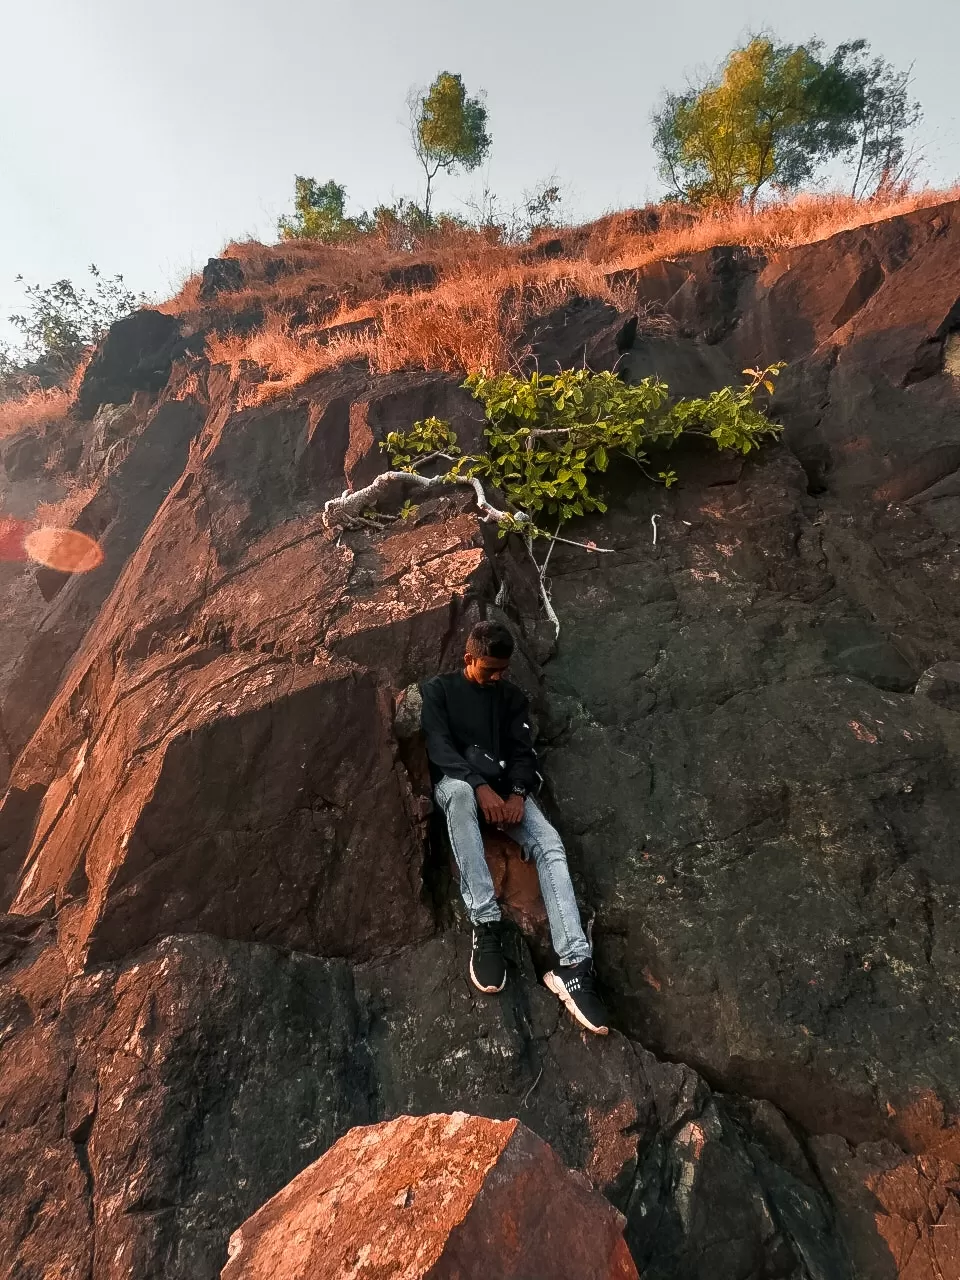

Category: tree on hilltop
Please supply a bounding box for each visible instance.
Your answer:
[277,177,369,243]
[409,72,491,220]
[652,35,922,206]
[831,40,923,197]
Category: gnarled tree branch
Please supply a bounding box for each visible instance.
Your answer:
[322,470,521,530]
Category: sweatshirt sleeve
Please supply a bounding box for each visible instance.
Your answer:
[420,679,487,789]
[503,687,539,793]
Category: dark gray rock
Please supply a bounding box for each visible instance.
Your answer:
[381,262,437,292]
[915,660,960,710]
[2,432,47,480]
[521,296,620,372]
[537,443,960,1141]
[200,257,245,302]
[355,932,852,1280]
[75,310,183,419]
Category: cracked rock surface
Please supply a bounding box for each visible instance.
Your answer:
[2,199,960,1278]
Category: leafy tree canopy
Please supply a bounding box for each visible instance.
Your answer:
[277,177,370,243]
[653,35,920,206]
[831,40,923,197]
[410,71,491,218]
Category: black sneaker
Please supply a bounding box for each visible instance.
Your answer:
[544,959,609,1034]
[470,922,507,994]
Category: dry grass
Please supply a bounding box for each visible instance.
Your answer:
[194,185,960,401]
[162,225,523,327]
[588,187,960,271]
[206,258,617,405]
[205,311,373,403]
[0,387,71,441]
[35,482,98,529]
[370,259,614,373]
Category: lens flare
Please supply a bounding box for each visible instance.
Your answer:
[23,527,104,574]
[0,516,29,562]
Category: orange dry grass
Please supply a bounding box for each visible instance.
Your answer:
[590,187,960,270]
[162,229,520,324]
[370,259,614,374]
[0,387,71,440]
[35,483,98,529]
[198,185,960,401]
[205,311,372,403]
[207,259,618,403]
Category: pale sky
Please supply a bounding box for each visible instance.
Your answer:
[1,0,957,343]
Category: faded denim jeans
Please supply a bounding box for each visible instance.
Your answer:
[434,775,591,966]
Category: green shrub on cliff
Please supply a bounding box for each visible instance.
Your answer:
[384,364,784,534]
[8,265,144,375]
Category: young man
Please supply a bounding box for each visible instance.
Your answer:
[420,621,609,1035]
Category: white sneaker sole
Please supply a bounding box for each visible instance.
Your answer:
[544,970,609,1035]
[470,955,506,994]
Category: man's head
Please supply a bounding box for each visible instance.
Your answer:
[464,621,514,685]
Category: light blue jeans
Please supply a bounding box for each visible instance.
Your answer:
[434,776,591,966]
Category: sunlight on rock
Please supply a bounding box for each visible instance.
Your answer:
[23,526,104,573]
[0,515,29,561]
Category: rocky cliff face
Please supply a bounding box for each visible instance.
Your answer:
[2,200,960,1279]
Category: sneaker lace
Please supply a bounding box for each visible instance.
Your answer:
[474,925,502,959]
[567,964,597,997]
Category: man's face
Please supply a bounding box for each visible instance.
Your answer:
[464,652,510,685]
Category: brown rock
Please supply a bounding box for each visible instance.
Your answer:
[1,358,505,965]
[0,932,373,1280]
[811,1132,960,1279]
[482,829,549,940]
[221,1112,639,1280]
[200,257,246,302]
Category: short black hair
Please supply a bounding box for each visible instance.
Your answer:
[466,621,514,660]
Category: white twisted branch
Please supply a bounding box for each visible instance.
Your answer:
[322,471,521,530]
[322,467,615,642]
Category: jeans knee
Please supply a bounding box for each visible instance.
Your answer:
[530,839,567,869]
[439,778,476,812]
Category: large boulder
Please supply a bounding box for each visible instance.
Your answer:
[222,1113,639,1279]
[354,934,851,1279]
[0,931,372,1280]
[534,200,960,1164]
[0,365,504,962]
[75,309,184,419]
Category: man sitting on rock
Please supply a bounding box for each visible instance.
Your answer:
[420,621,609,1035]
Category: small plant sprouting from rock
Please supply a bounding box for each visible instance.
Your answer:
[383,364,785,536]
[323,364,783,634]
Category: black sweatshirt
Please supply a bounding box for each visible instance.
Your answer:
[419,672,539,795]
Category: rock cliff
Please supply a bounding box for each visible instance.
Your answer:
[2,198,960,1279]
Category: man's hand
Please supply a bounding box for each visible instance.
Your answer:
[501,793,525,826]
[475,784,507,825]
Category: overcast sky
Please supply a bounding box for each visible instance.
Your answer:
[1,0,957,343]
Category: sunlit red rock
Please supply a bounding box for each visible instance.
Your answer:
[221,1112,639,1280]
[0,516,29,562]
